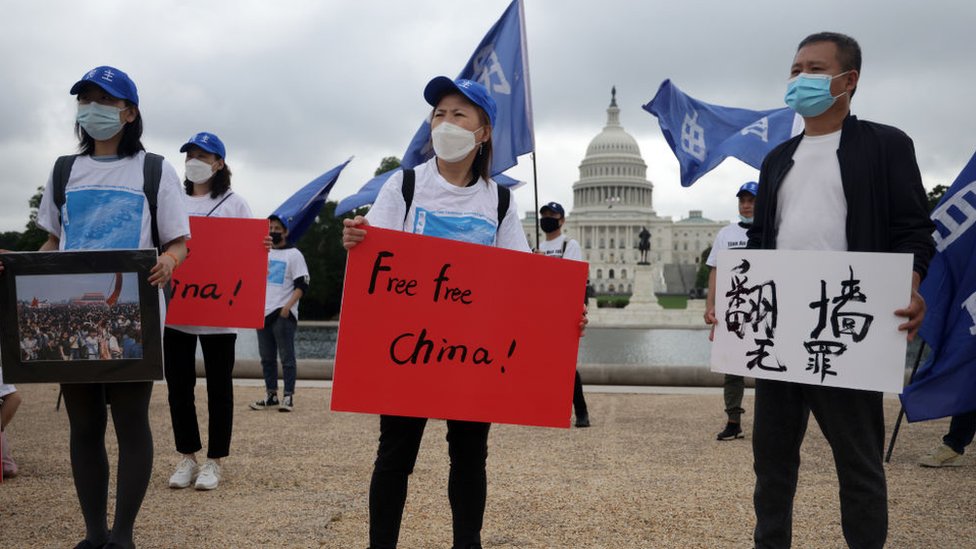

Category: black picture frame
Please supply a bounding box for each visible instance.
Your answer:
[0,249,162,383]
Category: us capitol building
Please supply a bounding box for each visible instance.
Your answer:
[522,88,727,296]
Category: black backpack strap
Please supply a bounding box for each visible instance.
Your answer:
[53,155,78,227]
[400,168,416,226]
[496,185,511,233]
[206,192,234,217]
[561,240,568,257]
[142,153,164,251]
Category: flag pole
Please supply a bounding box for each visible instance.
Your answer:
[532,152,540,249]
[885,341,927,463]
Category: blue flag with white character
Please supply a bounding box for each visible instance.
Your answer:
[336,0,533,215]
[642,79,797,187]
[902,151,976,422]
[272,158,351,245]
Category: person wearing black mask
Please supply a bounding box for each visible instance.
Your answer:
[250,215,309,413]
[536,201,591,427]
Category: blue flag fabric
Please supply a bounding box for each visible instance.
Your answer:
[642,79,797,187]
[902,151,976,422]
[336,0,533,215]
[272,158,351,245]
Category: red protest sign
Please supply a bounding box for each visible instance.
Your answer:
[165,216,269,329]
[331,227,588,428]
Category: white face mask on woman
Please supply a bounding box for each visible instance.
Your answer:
[184,158,215,184]
[431,122,482,163]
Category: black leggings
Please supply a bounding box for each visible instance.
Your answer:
[369,415,490,549]
[62,381,153,549]
[163,328,236,458]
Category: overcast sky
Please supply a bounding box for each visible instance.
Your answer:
[1,1,973,236]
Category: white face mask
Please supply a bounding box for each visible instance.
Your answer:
[185,158,215,184]
[431,122,482,163]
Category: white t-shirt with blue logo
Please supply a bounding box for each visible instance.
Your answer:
[706,222,750,268]
[37,151,190,251]
[365,157,530,252]
[264,247,309,319]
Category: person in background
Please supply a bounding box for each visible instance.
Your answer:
[1,368,21,478]
[918,411,976,467]
[704,182,757,441]
[250,215,309,413]
[536,201,590,428]
[165,132,266,492]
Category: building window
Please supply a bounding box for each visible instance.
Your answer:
[609,269,615,279]
[621,269,627,279]
[597,269,603,279]
[609,238,615,248]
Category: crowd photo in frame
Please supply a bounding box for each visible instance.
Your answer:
[0,249,162,383]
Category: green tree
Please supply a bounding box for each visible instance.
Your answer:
[0,231,22,250]
[16,186,49,250]
[694,246,712,291]
[927,184,948,212]
[374,156,401,176]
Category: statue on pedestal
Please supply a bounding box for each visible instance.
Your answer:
[637,226,651,265]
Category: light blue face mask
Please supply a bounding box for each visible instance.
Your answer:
[784,71,849,117]
[76,102,126,141]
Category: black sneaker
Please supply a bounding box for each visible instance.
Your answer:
[249,393,279,410]
[278,394,294,412]
[575,414,590,428]
[716,422,744,440]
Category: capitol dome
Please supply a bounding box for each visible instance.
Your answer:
[573,87,655,214]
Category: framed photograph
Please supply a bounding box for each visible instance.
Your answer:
[0,249,162,383]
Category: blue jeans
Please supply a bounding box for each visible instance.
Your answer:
[943,410,976,454]
[256,313,297,396]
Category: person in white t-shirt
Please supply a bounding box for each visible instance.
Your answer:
[536,201,591,428]
[164,132,267,493]
[250,215,309,413]
[704,181,756,441]
[24,65,190,549]
[343,76,584,549]
[0,368,21,478]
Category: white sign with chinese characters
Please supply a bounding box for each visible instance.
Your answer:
[710,250,914,393]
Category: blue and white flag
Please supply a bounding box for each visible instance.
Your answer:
[336,0,533,215]
[272,158,351,245]
[902,151,976,421]
[642,79,798,187]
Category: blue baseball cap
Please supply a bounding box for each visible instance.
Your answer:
[180,132,227,159]
[423,76,497,127]
[540,201,565,217]
[737,181,759,197]
[70,66,139,105]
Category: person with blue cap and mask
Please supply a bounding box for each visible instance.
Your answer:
[164,132,267,492]
[28,65,190,549]
[344,75,578,549]
[704,181,757,441]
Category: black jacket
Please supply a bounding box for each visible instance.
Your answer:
[747,114,935,278]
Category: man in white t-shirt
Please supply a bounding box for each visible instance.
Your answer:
[748,32,935,548]
[704,182,757,441]
[536,201,590,427]
[251,216,310,413]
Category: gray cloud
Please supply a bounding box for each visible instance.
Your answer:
[1,0,972,234]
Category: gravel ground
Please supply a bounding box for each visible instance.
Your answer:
[2,382,974,548]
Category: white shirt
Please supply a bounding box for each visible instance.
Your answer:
[170,190,255,335]
[264,247,310,319]
[538,234,583,261]
[0,367,15,398]
[775,130,848,251]
[37,151,190,251]
[366,157,531,252]
[706,222,750,268]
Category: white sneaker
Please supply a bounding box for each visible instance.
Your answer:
[195,459,221,490]
[168,457,198,489]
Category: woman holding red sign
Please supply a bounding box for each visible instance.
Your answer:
[342,76,537,549]
[164,132,268,493]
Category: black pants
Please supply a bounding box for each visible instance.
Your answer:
[943,410,976,454]
[369,415,490,549]
[573,370,588,418]
[62,381,153,548]
[753,379,887,549]
[163,328,236,458]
